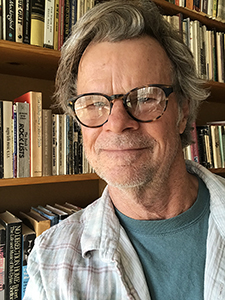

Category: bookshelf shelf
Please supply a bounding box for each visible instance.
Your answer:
[154,0,225,31]
[0,173,100,187]
[0,40,60,80]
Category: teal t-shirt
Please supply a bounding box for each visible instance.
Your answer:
[115,177,210,300]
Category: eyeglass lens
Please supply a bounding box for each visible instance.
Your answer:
[74,86,167,127]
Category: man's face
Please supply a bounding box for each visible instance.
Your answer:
[77,36,188,189]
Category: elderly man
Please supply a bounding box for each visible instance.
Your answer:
[24,1,225,299]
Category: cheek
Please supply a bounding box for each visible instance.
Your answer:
[81,127,100,154]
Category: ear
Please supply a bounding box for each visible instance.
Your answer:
[178,99,189,134]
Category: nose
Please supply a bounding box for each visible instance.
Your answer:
[103,99,139,133]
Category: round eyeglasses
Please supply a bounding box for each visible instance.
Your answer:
[68,84,174,128]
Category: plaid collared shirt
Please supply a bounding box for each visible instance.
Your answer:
[24,160,225,300]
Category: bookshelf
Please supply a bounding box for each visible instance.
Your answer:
[1,0,225,215]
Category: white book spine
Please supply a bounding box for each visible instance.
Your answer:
[3,101,13,178]
[16,0,23,43]
[44,0,55,48]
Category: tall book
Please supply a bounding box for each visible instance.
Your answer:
[15,0,23,42]
[0,224,6,300]
[59,114,67,175]
[0,102,3,179]
[43,0,55,48]
[16,102,30,178]
[23,0,31,44]
[30,0,45,47]
[0,211,22,300]
[42,109,52,176]
[2,0,16,41]
[52,113,59,175]
[21,224,36,299]
[14,91,42,177]
[0,0,2,40]
[53,0,59,50]
[2,101,13,179]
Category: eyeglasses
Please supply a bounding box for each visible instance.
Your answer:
[68,84,174,128]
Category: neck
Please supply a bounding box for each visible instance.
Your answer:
[108,161,199,220]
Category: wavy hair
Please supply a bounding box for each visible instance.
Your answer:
[54,0,209,147]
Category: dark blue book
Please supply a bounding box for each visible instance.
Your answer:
[31,207,58,227]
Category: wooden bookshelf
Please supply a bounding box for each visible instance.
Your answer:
[1,0,225,215]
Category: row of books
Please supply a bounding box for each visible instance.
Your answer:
[0,0,96,49]
[165,14,225,82]
[166,0,225,21]
[0,91,93,179]
[0,202,81,299]
[184,121,225,169]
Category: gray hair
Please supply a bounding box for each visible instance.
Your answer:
[54,0,209,147]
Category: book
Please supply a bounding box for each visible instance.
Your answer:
[0,211,22,300]
[16,102,30,178]
[15,0,23,42]
[64,0,70,42]
[210,124,222,168]
[13,104,17,178]
[66,115,74,175]
[14,91,42,177]
[45,204,68,221]
[2,0,16,41]
[53,0,59,50]
[31,206,58,226]
[23,0,31,44]
[30,0,45,47]
[21,224,35,299]
[64,202,82,212]
[52,113,59,175]
[0,0,2,40]
[0,224,6,300]
[58,0,64,49]
[59,114,66,175]
[2,101,13,179]
[20,211,50,237]
[0,102,3,179]
[44,0,55,48]
[197,125,213,169]
[42,109,52,176]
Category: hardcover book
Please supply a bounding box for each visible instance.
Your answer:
[0,211,22,300]
[45,205,68,222]
[2,0,16,41]
[42,109,52,176]
[31,206,58,226]
[15,0,23,42]
[30,0,45,46]
[14,91,42,177]
[23,0,31,44]
[20,211,50,237]
[21,224,36,299]
[44,0,55,48]
[2,101,13,179]
[16,102,30,178]
[0,224,6,300]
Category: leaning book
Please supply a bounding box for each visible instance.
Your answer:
[0,211,22,300]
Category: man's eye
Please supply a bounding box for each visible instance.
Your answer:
[138,97,156,103]
[86,102,106,109]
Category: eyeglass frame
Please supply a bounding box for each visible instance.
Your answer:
[68,84,174,128]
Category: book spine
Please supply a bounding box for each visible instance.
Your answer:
[5,223,22,300]
[0,227,6,300]
[21,230,35,299]
[30,93,42,177]
[58,0,64,49]
[3,101,13,179]
[0,0,2,40]
[30,0,45,47]
[3,0,16,41]
[52,114,59,175]
[13,104,17,178]
[64,0,70,42]
[44,0,55,48]
[42,109,52,176]
[23,0,31,44]
[15,0,23,42]
[0,102,3,179]
[17,102,30,178]
[53,0,59,50]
